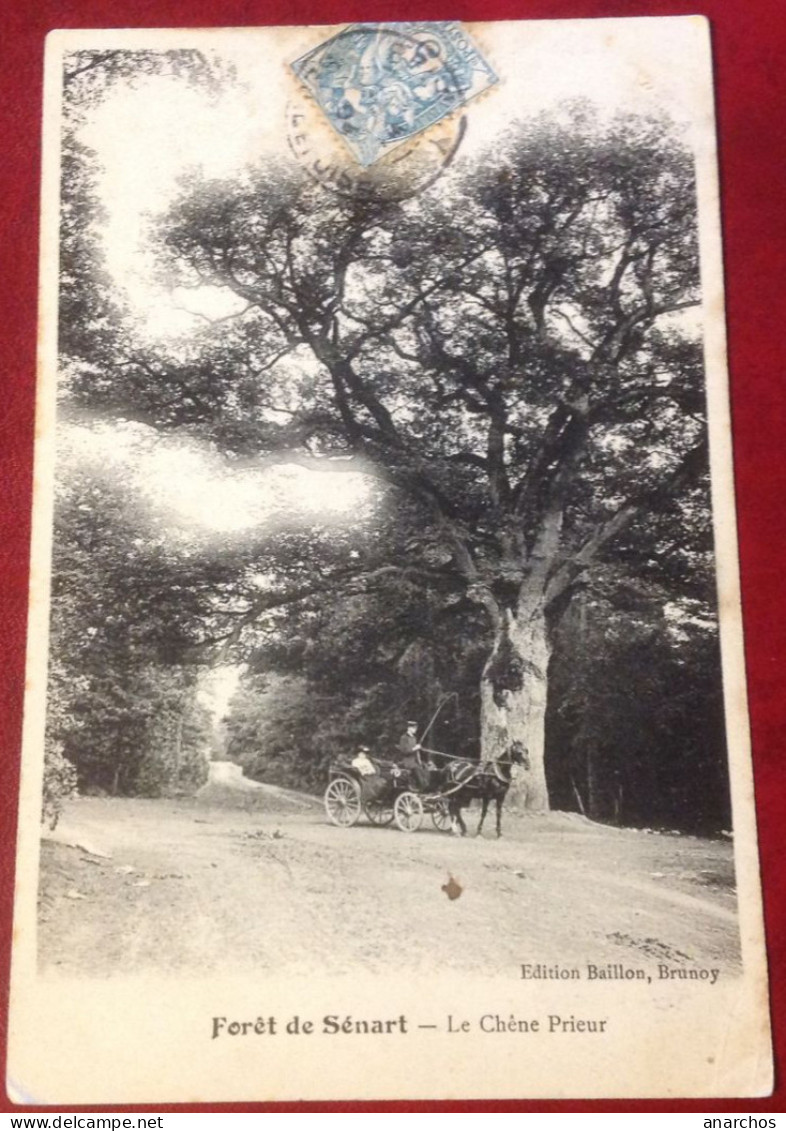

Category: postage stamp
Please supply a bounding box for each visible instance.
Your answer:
[290,22,498,166]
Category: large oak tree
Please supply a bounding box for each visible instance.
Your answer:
[66,92,712,809]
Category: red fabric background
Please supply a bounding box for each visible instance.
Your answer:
[1,0,784,1112]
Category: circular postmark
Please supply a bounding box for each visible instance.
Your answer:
[286,91,466,201]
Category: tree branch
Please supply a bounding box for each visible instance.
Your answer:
[209,560,462,659]
[544,435,709,608]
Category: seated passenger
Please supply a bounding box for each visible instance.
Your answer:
[351,746,376,777]
[351,746,385,803]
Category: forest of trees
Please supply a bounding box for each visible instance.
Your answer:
[44,49,732,833]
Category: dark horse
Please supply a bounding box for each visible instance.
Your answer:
[442,741,529,838]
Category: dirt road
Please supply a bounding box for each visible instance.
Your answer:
[38,764,740,979]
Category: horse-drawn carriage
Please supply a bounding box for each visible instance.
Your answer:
[323,739,528,836]
[323,755,454,834]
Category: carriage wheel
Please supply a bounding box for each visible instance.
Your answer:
[324,777,362,827]
[365,799,395,826]
[394,792,424,833]
[431,799,453,833]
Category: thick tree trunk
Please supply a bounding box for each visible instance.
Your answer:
[479,600,551,812]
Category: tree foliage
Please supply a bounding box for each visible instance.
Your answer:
[546,574,729,833]
[46,459,233,794]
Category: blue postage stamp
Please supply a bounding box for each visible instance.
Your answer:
[290,22,498,167]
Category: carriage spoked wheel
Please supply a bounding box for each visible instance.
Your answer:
[364,799,395,826]
[394,791,424,833]
[324,776,362,827]
[430,799,453,834]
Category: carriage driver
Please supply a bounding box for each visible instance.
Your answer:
[397,721,420,760]
[397,721,436,790]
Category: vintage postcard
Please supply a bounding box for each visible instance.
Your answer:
[7,17,772,1103]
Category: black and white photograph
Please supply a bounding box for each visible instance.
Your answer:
[8,18,772,1104]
